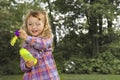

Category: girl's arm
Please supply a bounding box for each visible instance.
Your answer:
[20,57,32,72]
[25,36,52,50]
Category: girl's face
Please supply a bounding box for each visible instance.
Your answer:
[27,16,44,37]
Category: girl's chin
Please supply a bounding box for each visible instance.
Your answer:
[29,32,41,37]
[31,33,39,37]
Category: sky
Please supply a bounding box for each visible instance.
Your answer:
[15,0,56,3]
[15,0,33,3]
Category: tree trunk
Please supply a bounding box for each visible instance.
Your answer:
[107,18,113,43]
[86,8,99,57]
[98,15,103,47]
[46,0,57,47]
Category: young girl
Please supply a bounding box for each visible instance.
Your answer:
[19,10,60,80]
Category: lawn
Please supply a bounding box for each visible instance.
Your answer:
[61,74,120,80]
[0,74,120,80]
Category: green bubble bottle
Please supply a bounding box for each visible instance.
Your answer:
[19,48,37,65]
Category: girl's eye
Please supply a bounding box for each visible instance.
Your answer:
[36,23,41,25]
[36,23,41,26]
[28,24,32,26]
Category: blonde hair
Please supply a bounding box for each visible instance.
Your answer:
[22,10,52,39]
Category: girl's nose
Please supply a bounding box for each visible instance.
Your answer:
[32,24,37,28]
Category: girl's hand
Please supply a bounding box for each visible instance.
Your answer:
[19,29,28,40]
[25,60,34,68]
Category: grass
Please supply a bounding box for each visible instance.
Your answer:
[61,74,120,80]
[0,74,23,80]
[0,74,120,80]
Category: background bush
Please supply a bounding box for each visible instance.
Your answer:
[56,51,120,74]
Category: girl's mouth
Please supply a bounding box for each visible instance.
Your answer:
[32,30,37,33]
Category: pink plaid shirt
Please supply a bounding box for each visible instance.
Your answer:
[20,36,60,80]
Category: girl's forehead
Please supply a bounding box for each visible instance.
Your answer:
[28,15,45,22]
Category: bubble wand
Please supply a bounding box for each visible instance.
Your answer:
[10,30,19,46]
[10,30,37,65]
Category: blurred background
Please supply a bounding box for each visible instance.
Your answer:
[0,0,120,80]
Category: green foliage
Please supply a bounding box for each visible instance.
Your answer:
[0,60,21,75]
[61,52,120,74]
[108,41,120,58]
[53,50,65,74]
[0,30,20,64]
[0,30,21,75]
[54,28,120,74]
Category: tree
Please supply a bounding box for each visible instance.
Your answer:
[52,0,119,57]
